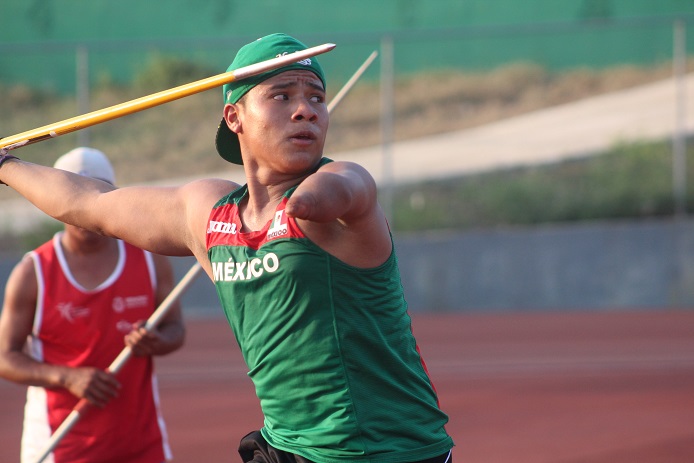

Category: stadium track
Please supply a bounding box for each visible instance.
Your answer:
[1,310,693,463]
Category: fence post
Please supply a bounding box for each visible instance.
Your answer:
[673,19,687,216]
[380,35,395,225]
[76,45,90,147]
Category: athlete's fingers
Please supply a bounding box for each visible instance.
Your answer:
[62,368,120,407]
[84,370,120,408]
[124,319,158,356]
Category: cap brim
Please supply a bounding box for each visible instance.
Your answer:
[215,118,243,165]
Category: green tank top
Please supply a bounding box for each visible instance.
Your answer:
[206,167,453,463]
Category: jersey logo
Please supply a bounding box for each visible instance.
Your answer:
[56,302,90,323]
[208,220,238,235]
[112,295,150,313]
[266,210,288,240]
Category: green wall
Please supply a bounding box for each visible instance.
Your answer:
[2,0,694,93]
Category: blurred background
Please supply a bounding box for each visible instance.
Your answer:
[2,1,694,462]
[3,0,694,312]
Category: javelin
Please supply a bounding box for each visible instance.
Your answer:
[0,42,335,153]
[31,49,378,463]
[327,50,378,113]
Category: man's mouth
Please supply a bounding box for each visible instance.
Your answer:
[291,131,316,140]
[289,131,317,144]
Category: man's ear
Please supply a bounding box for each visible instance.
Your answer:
[223,103,242,135]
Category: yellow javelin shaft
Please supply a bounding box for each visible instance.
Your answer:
[1,43,336,152]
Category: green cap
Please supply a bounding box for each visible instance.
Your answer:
[215,33,327,165]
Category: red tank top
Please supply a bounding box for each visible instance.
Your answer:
[22,233,171,463]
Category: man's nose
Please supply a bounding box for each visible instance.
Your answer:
[292,99,318,121]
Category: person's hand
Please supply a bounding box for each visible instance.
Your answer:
[0,152,19,185]
[61,366,121,408]
[124,320,161,357]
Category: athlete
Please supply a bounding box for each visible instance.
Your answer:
[0,148,185,463]
[0,33,453,463]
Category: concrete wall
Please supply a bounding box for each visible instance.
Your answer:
[2,218,694,317]
[396,218,694,312]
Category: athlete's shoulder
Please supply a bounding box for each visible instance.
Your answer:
[180,177,241,208]
[316,158,373,179]
[27,236,59,267]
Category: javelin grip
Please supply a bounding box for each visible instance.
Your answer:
[1,43,336,153]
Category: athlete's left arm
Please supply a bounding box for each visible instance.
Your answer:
[285,160,393,268]
[285,160,379,224]
[125,253,185,357]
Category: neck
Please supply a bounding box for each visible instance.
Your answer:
[58,229,120,290]
[60,228,117,256]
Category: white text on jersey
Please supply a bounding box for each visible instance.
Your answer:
[212,253,280,282]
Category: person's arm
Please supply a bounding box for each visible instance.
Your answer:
[0,255,121,408]
[0,157,236,276]
[285,160,379,224]
[124,253,186,357]
[285,160,393,268]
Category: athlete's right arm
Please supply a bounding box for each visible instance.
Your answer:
[0,157,237,274]
[0,255,121,408]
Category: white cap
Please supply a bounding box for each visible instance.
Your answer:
[53,147,116,185]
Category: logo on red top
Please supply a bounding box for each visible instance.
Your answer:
[56,302,90,323]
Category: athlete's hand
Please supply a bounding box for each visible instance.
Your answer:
[62,367,121,408]
[125,320,160,357]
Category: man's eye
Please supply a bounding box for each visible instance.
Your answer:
[273,94,288,101]
[311,95,324,103]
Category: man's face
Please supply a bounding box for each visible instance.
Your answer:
[227,70,329,173]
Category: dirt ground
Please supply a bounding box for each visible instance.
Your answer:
[1,310,693,463]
